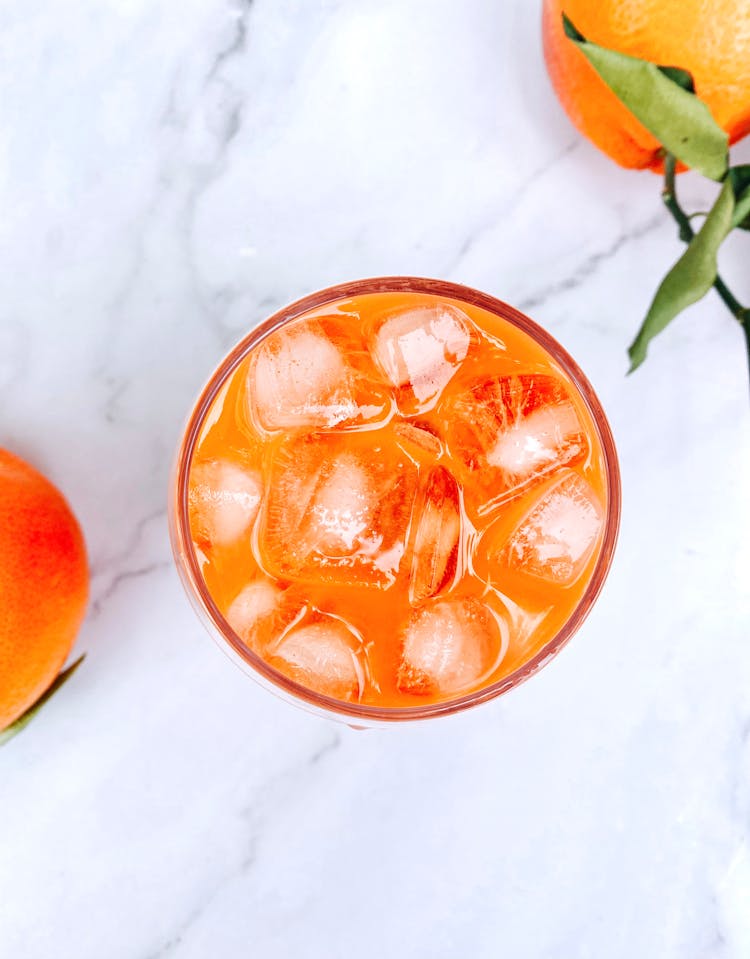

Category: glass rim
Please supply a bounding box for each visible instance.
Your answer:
[170,276,622,723]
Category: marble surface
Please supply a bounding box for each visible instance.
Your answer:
[2,1,750,955]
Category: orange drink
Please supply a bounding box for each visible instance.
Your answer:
[171,278,620,723]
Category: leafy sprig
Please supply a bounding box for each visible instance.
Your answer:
[563,14,750,378]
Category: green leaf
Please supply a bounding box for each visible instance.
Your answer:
[562,14,728,180]
[728,165,750,192]
[0,654,86,747]
[729,165,750,230]
[561,14,585,42]
[733,196,750,231]
[658,66,695,94]
[628,178,736,370]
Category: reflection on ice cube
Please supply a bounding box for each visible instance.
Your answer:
[188,458,262,549]
[306,452,377,558]
[225,577,290,652]
[409,466,461,604]
[504,470,603,586]
[371,303,472,413]
[394,421,444,459]
[397,596,505,696]
[486,403,583,476]
[266,616,367,702]
[246,320,390,432]
[443,373,588,511]
[259,433,418,589]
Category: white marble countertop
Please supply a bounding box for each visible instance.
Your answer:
[2,1,750,956]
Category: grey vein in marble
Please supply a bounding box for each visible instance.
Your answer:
[519,211,665,311]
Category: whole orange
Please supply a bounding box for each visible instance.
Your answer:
[0,449,88,731]
[542,0,750,170]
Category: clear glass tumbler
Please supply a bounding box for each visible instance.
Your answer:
[169,277,621,726]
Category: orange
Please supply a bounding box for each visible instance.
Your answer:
[0,449,89,731]
[543,0,750,170]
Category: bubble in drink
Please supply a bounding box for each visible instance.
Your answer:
[188,459,262,549]
[259,433,418,589]
[266,617,367,701]
[442,374,587,510]
[397,597,504,696]
[246,320,389,432]
[409,466,461,604]
[225,577,290,652]
[503,470,603,585]
[371,303,472,413]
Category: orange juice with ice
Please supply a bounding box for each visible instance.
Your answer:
[183,284,617,710]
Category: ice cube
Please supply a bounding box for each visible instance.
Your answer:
[225,577,290,652]
[371,303,472,413]
[246,320,389,432]
[258,433,418,589]
[503,471,603,585]
[442,374,587,510]
[266,616,366,702]
[409,466,461,604]
[397,597,504,696]
[188,458,262,549]
[305,452,376,558]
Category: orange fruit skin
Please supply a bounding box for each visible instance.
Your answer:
[543,0,750,171]
[0,449,89,731]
